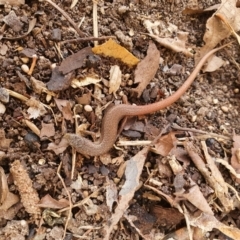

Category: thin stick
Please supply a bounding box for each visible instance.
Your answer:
[59,36,116,45]
[45,0,85,37]
[172,123,231,140]
[57,162,73,239]
[92,0,99,46]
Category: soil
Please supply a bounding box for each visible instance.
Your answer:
[0,0,239,239]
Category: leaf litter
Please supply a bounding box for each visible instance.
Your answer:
[0,0,240,239]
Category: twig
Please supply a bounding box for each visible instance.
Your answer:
[59,36,116,45]
[58,186,106,213]
[45,0,85,37]
[57,162,73,239]
[172,123,231,140]
[92,0,99,46]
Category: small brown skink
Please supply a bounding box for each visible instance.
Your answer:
[64,44,228,156]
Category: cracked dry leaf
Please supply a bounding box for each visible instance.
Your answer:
[202,54,225,72]
[152,132,177,156]
[109,65,122,97]
[133,41,160,97]
[71,75,101,88]
[40,122,55,138]
[26,97,47,119]
[59,47,93,74]
[106,179,118,212]
[144,20,193,57]
[38,194,69,209]
[185,140,234,212]
[175,183,214,215]
[197,0,240,61]
[92,39,140,67]
[54,99,73,123]
[189,212,240,239]
[47,137,69,155]
[103,147,149,240]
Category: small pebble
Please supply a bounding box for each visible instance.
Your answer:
[234,88,239,94]
[222,85,228,93]
[221,106,229,113]
[127,79,133,86]
[83,191,89,198]
[38,159,46,165]
[118,5,128,14]
[21,64,29,73]
[0,102,6,114]
[0,88,9,103]
[213,99,218,104]
[191,115,197,122]
[84,105,92,112]
[51,63,57,69]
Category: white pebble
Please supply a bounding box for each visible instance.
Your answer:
[0,102,6,114]
[21,64,29,73]
[234,88,239,94]
[213,99,218,104]
[221,106,229,113]
[191,115,197,122]
[84,105,93,112]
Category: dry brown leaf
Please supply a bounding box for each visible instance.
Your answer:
[152,132,177,156]
[54,99,73,123]
[76,92,91,105]
[26,97,47,119]
[103,147,149,239]
[40,122,55,138]
[109,65,122,97]
[133,41,160,97]
[38,194,69,209]
[127,203,156,236]
[47,137,69,155]
[189,212,240,239]
[185,140,234,212]
[151,205,184,226]
[175,183,214,215]
[58,47,93,74]
[202,54,225,72]
[30,77,55,96]
[197,0,239,61]
[3,11,23,32]
[106,179,118,212]
[144,20,193,57]
[47,67,74,91]
[0,192,20,212]
[0,129,12,150]
[71,75,101,88]
[92,39,140,67]
[3,18,36,40]
[148,31,193,57]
